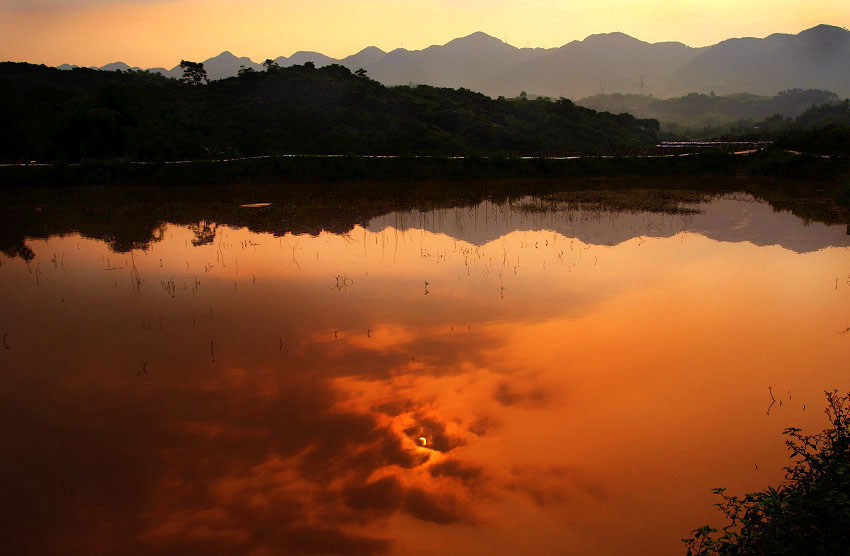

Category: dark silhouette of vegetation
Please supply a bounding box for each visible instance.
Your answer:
[577,91,850,155]
[179,60,208,85]
[684,390,850,556]
[646,100,850,156]
[578,90,841,131]
[0,61,658,163]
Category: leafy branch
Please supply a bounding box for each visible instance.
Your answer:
[684,390,850,556]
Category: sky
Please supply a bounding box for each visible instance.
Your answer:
[0,0,848,68]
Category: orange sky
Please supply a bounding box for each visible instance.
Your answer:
[0,0,848,68]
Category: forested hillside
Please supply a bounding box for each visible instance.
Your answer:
[0,62,659,163]
[577,89,841,128]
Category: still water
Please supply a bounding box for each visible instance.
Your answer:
[1,190,849,555]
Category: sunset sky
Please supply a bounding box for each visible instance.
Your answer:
[1,0,848,68]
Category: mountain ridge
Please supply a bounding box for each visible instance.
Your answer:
[51,24,850,99]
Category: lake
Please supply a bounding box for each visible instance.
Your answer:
[1,185,848,555]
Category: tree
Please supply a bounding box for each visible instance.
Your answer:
[684,390,850,556]
[354,67,368,78]
[179,60,208,85]
[238,65,255,77]
[262,59,280,72]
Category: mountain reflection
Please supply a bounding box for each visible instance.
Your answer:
[1,184,848,263]
[1,188,849,555]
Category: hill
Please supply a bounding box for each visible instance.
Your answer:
[577,89,842,129]
[503,33,701,100]
[0,62,659,163]
[667,25,850,98]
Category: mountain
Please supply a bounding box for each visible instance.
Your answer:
[52,24,850,99]
[339,46,386,71]
[502,33,702,99]
[186,51,262,80]
[286,51,338,67]
[100,61,133,72]
[666,24,850,97]
[366,32,552,93]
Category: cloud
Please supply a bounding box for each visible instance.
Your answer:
[342,476,406,516]
[467,414,498,436]
[505,465,608,509]
[402,415,466,453]
[277,527,393,556]
[0,372,427,555]
[428,459,485,486]
[493,380,549,407]
[403,487,475,525]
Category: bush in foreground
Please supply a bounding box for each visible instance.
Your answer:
[684,390,850,556]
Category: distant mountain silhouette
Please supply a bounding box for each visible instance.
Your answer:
[504,33,702,100]
[184,51,262,80]
[287,51,338,67]
[366,32,552,93]
[55,25,850,98]
[99,61,139,72]
[666,25,850,97]
[339,46,386,71]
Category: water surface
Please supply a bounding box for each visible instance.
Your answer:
[1,189,849,555]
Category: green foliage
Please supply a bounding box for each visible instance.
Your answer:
[578,90,841,132]
[796,99,850,128]
[645,96,850,154]
[765,102,850,155]
[0,62,658,163]
[684,390,850,556]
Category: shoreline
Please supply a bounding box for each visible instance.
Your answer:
[1,150,847,189]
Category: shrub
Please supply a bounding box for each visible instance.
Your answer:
[684,390,850,556]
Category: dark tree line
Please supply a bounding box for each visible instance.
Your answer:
[0,61,660,163]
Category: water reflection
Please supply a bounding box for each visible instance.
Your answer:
[0,192,848,555]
